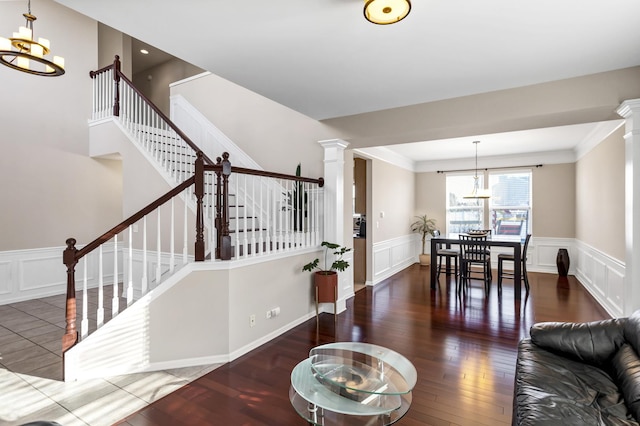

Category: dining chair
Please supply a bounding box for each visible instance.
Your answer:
[497,234,532,294]
[466,229,493,281]
[458,234,491,294]
[433,230,459,287]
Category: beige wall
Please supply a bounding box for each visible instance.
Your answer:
[0,0,123,251]
[414,172,446,234]
[533,163,576,238]
[133,58,204,116]
[97,22,132,76]
[323,67,640,149]
[576,126,626,261]
[170,73,337,177]
[414,164,576,239]
[370,159,415,243]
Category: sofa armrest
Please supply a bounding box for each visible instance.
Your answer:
[530,318,626,365]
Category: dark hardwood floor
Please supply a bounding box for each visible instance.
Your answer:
[116,265,609,426]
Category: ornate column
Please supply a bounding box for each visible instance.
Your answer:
[617,99,640,315]
[318,139,351,314]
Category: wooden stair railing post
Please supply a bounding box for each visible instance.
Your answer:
[195,151,205,261]
[220,152,232,260]
[62,238,79,353]
[113,55,121,117]
[214,156,223,260]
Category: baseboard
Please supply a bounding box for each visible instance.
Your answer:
[228,311,317,362]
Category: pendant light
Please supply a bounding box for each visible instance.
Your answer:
[463,141,491,199]
[0,0,65,76]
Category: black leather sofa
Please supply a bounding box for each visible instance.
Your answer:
[513,311,640,425]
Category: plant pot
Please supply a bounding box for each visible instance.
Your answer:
[419,253,431,266]
[315,271,337,303]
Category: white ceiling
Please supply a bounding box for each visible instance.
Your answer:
[54,0,640,164]
[359,120,625,172]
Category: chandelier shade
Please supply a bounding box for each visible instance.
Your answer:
[364,0,411,25]
[0,1,65,76]
[463,141,491,199]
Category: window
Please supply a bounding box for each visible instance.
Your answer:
[446,173,484,234]
[489,170,532,238]
[445,169,532,237]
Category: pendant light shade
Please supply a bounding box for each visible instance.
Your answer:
[364,0,411,25]
[463,141,491,199]
[0,0,64,76]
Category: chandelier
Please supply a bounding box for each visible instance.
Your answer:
[364,0,411,25]
[0,0,65,76]
[463,141,491,199]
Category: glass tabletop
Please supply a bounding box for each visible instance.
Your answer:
[309,342,416,397]
[289,342,416,425]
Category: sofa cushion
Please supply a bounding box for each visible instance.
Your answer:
[612,344,640,422]
[530,318,626,366]
[624,311,640,355]
[514,339,635,425]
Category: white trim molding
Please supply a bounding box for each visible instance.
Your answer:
[0,244,117,306]
[371,234,417,285]
[574,240,625,318]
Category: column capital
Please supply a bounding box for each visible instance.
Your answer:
[617,99,640,120]
[319,139,350,162]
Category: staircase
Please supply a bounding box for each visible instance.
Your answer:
[62,56,325,381]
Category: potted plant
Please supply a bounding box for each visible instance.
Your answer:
[302,241,351,303]
[410,214,437,266]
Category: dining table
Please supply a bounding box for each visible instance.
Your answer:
[430,233,523,299]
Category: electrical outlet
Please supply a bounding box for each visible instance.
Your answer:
[250,314,256,327]
[266,310,272,319]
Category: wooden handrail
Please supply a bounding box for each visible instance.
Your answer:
[204,164,324,187]
[75,176,200,260]
[90,56,215,166]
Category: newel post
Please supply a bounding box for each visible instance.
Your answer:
[220,152,232,260]
[113,55,121,117]
[195,151,205,261]
[62,238,79,353]
[214,156,223,260]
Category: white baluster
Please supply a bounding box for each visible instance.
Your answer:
[259,177,265,254]
[243,175,249,257]
[183,192,189,264]
[304,182,310,247]
[112,234,119,317]
[127,226,133,305]
[278,179,284,252]
[251,176,257,256]
[156,209,162,285]
[170,198,175,273]
[81,256,88,339]
[285,180,291,251]
[265,183,271,255]
[141,216,148,295]
[97,245,104,328]
[235,176,240,259]
[212,182,217,259]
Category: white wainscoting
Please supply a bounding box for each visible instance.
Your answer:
[574,240,625,318]
[371,234,417,285]
[0,244,112,305]
[0,244,185,306]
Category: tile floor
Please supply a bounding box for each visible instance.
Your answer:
[0,292,221,426]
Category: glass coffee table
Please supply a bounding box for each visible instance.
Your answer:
[289,342,417,425]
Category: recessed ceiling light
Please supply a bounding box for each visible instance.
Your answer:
[140,49,149,55]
